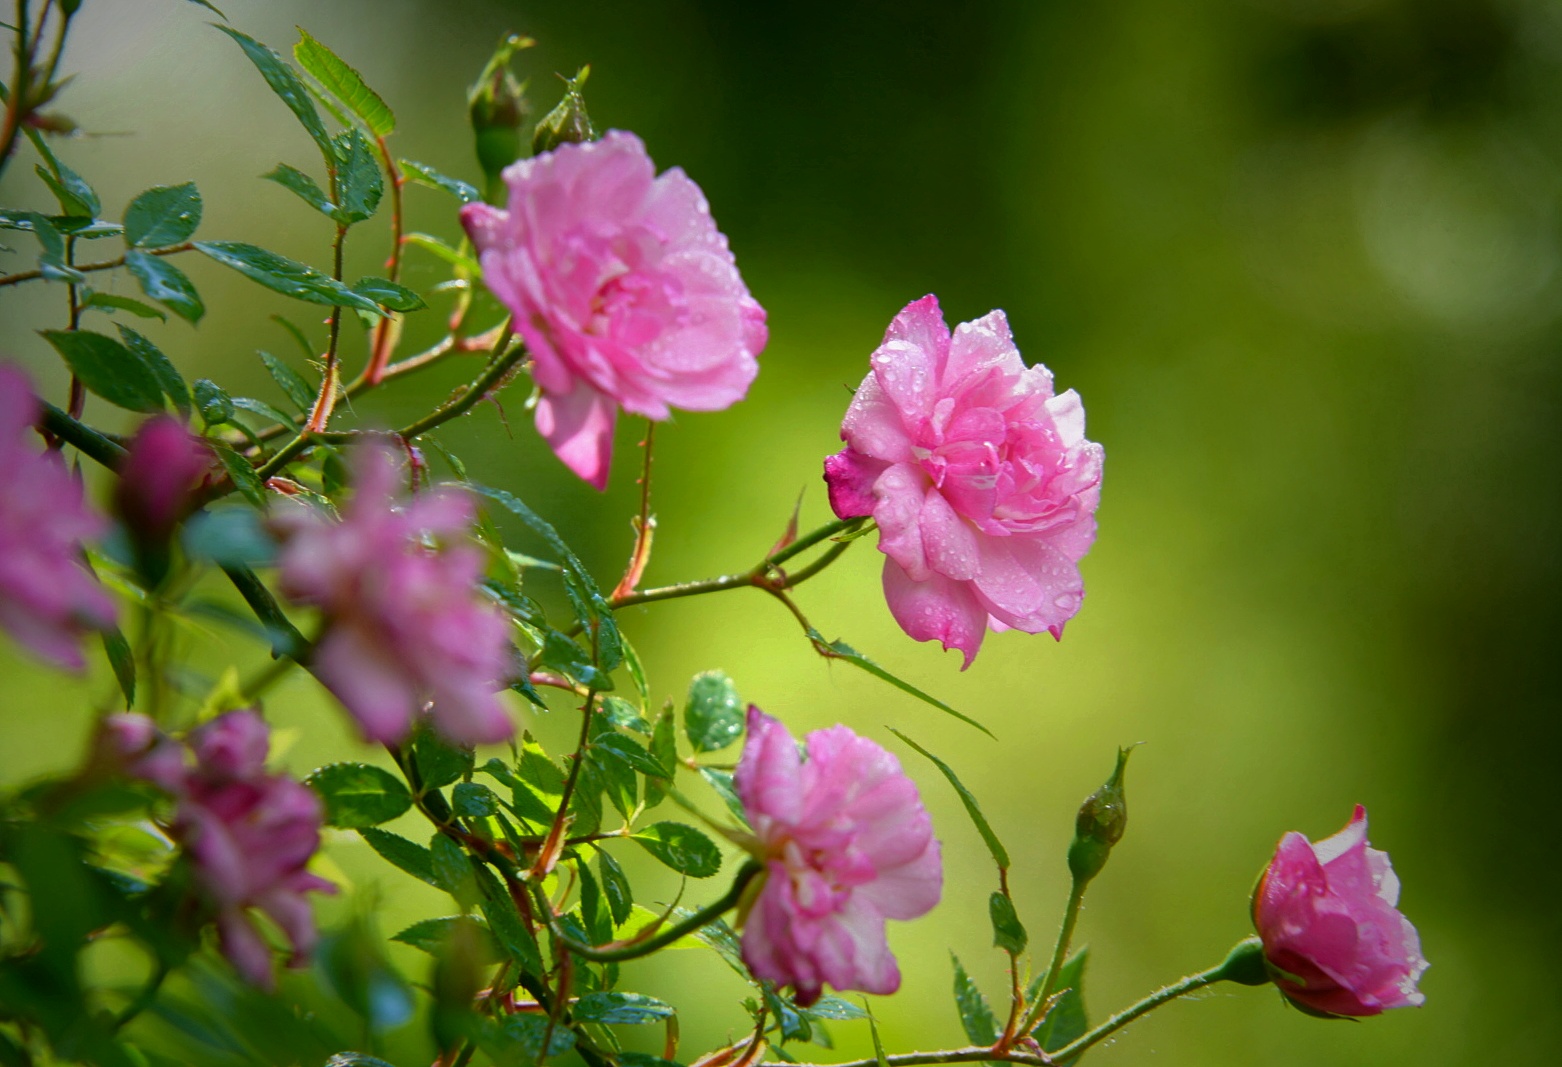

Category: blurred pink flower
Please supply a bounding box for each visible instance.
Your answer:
[824,296,1103,668]
[273,442,515,746]
[108,709,335,989]
[115,414,213,546]
[1253,805,1428,1016]
[0,364,116,669]
[461,130,767,489]
[734,707,941,1006]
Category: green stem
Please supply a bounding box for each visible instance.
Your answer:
[757,1048,1050,1067]
[549,860,763,963]
[391,318,517,439]
[766,515,862,568]
[0,242,194,288]
[1023,876,1087,1034]
[1046,964,1227,1063]
[113,961,169,1031]
[220,564,307,661]
[37,402,126,466]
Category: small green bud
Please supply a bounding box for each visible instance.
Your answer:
[1211,936,1272,987]
[468,34,534,192]
[532,66,597,156]
[1066,746,1134,885]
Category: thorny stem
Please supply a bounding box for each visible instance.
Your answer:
[1046,963,1228,1062]
[996,869,1025,1049]
[610,420,656,600]
[757,1047,1056,1067]
[544,861,763,963]
[0,242,194,287]
[304,222,350,434]
[364,136,405,384]
[532,686,598,879]
[0,0,34,183]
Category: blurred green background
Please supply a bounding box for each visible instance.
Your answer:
[3,0,1559,1064]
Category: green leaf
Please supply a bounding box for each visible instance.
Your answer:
[114,326,190,416]
[39,328,163,411]
[452,781,498,818]
[332,128,383,224]
[124,182,201,247]
[306,762,412,828]
[270,314,316,360]
[262,163,335,217]
[81,291,165,321]
[576,858,612,945]
[360,827,438,885]
[699,767,747,824]
[214,25,333,159]
[472,862,542,975]
[430,834,475,898]
[230,396,296,427]
[294,29,395,137]
[400,160,480,203]
[180,507,276,566]
[600,695,650,734]
[1033,949,1089,1063]
[259,350,315,410]
[645,708,678,809]
[352,275,425,312]
[501,1015,575,1059]
[34,161,99,218]
[194,240,385,315]
[989,891,1027,954]
[124,248,205,323]
[684,670,744,753]
[391,916,500,961]
[591,739,637,820]
[811,630,992,737]
[101,625,135,708]
[212,442,267,507]
[889,728,1008,869]
[803,996,868,1021]
[622,633,651,709]
[402,232,480,274]
[572,992,675,1025]
[593,732,671,779]
[597,849,633,926]
[951,954,999,1046]
[193,378,234,426]
[413,726,473,790]
[632,822,722,878]
[865,1001,892,1067]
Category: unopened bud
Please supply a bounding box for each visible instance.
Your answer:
[1066,746,1133,885]
[115,415,214,583]
[531,66,596,155]
[468,34,534,194]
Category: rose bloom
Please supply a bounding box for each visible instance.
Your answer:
[1253,805,1428,1016]
[461,130,767,489]
[734,707,941,1005]
[273,442,516,747]
[824,295,1103,667]
[0,364,116,669]
[115,414,213,546]
[104,710,335,990]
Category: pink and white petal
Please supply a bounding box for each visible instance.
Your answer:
[535,381,618,491]
[735,707,804,826]
[918,490,981,582]
[882,559,987,669]
[871,297,947,421]
[871,463,931,579]
[824,449,884,520]
[840,374,914,464]
[943,309,1027,390]
[856,837,942,921]
[313,626,417,744]
[458,202,509,255]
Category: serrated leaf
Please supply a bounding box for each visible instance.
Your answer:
[332,128,383,224]
[193,378,234,426]
[699,767,748,824]
[262,163,335,217]
[598,849,632,926]
[576,858,612,946]
[124,182,201,248]
[889,728,1008,869]
[34,161,98,218]
[684,670,744,753]
[812,630,991,737]
[306,762,412,828]
[211,442,267,507]
[632,822,722,878]
[81,292,165,321]
[645,708,677,809]
[600,695,650,734]
[952,954,999,1046]
[230,395,296,427]
[295,29,395,137]
[400,160,480,203]
[114,326,189,416]
[572,992,675,1025]
[39,328,163,412]
[360,827,438,886]
[413,725,474,790]
[1033,949,1089,1063]
[501,1015,575,1059]
[214,25,333,159]
[591,739,637,820]
[101,626,135,708]
[124,248,205,323]
[402,232,480,274]
[259,350,314,410]
[352,275,424,312]
[452,781,498,818]
[430,833,475,898]
[391,916,500,961]
[803,996,868,1021]
[593,732,671,779]
[989,891,1027,954]
[194,240,384,315]
[472,862,542,974]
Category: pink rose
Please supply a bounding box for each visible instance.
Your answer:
[109,710,335,989]
[734,707,941,1005]
[115,414,214,547]
[461,130,767,489]
[273,442,516,747]
[824,296,1102,668]
[1253,805,1428,1016]
[0,364,116,669]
